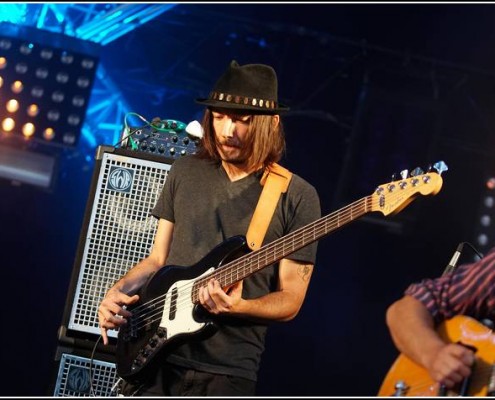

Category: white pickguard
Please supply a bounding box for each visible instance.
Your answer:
[159,267,214,338]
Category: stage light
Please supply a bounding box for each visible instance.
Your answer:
[0,21,100,190]
[477,233,488,247]
[22,122,35,137]
[486,177,495,190]
[484,195,494,208]
[11,80,23,93]
[43,127,55,141]
[480,214,491,227]
[2,117,15,131]
[472,177,495,259]
[0,22,100,150]
[27,103,38,117]
[6,99,19,112]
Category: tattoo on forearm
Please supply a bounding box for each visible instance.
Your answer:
[297,265,312,282]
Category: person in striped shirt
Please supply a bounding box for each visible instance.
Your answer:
[385,246,495,389]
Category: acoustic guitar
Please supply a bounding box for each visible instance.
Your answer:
[378,315,495,396]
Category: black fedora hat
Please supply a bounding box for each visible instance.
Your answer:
[195,60,289,114]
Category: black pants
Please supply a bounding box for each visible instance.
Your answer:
[120,364,257,396]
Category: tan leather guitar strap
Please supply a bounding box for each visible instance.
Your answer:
[246,163,293,251]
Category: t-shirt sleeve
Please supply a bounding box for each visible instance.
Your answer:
[151,161,177,222]
[283,176,321,265]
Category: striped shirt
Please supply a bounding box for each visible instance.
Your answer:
[405,246,495,324]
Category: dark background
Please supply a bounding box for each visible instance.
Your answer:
[3,2,495,396]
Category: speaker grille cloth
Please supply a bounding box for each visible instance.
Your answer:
[53,353,118,396]
[68,152,172,337]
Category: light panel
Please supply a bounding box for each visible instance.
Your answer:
[0,22,100,149]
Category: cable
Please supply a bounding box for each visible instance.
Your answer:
[112,112,150,150]
[89,335,102,397]
[463,241,484,260]
[442,242,465,276]
[443,241,484,276]
[112,112,189,150]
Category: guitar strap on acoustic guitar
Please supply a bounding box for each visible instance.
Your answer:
[245,163,293,251]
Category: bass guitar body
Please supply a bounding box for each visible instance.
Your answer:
[116,235,248,383]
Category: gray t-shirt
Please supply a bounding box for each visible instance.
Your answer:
[151,155,321,381]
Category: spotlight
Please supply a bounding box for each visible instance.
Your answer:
[2,117,15,131]
[484,195,494,208]
[26,103,39,117]
[486,177,495,190]
[43,127,55,141]
[480,214,491,227]
[22,122,35,137]
[0,22,100,150]
[10,80,23,93]
[6,98,19,112]
[477,233,488,247]
[0,22,100,190]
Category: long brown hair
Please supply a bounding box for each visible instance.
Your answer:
[195,108,286,171]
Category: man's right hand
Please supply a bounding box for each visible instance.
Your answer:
[426,343,476,389]
[98,289,140,345]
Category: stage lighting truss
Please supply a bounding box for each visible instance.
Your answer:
[0,26,99,150]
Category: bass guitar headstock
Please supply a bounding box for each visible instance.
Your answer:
[371,161,447,216]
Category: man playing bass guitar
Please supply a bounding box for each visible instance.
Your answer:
[97,60,321,396]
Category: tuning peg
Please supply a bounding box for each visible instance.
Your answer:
[432,161,448,175]
[410,167,424,177]
[391,172,401,181]
[400,169,409,179]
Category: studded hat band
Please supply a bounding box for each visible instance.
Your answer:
[209,91,277,110]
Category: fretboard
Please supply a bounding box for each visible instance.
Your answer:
[192,195,372,299]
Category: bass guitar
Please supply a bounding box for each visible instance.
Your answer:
[378,315,495,396]
[116,162,447,383]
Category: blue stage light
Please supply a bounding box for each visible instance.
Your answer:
[0,4,28,25]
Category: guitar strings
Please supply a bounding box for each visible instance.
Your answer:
[126,177,436,333]
[127,194,376,332]
[127,190,395,331]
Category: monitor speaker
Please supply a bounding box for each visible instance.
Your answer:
[59,145,174,342]
[51,344,120,396]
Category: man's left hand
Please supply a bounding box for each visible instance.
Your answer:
[198,278,243,314]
